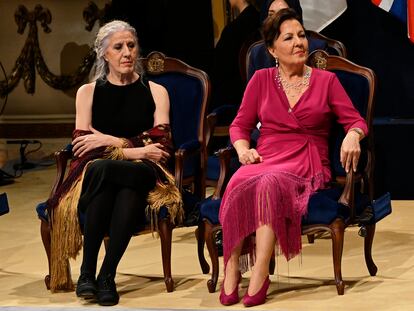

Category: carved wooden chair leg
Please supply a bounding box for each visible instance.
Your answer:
[205,222,220,293]
[196,223,210,274]
[330,218,345,295]
[269,250,275,275]
[364,223,378,276]
[40,219,51,290]
[307,234,315,243]
[158,218,174,292]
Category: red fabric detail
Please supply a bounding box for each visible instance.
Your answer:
[409,0,414,42]
[220,171,324,264]
[47,124,173,212]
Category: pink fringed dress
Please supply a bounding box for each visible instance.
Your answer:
[219,67,368,269]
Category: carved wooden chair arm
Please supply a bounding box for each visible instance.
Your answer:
[174,141,202,193]
[49,148,72,198]
[213,146,237,199]
[205,112,218,149]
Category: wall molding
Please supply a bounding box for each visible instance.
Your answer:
[0,123,74,138]
[0,114,75,124]
[0,2,110,98]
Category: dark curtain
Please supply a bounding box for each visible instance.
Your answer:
[321,0,414,118]
[108,0,214,74]
[321,0,414,198]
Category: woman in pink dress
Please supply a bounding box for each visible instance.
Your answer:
[219,8,367,307]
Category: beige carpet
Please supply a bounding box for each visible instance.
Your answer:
[0,162,413,310]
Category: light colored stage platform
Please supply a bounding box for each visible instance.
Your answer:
[0,163,413,310]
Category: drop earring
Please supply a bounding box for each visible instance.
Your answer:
[274,57,281,88]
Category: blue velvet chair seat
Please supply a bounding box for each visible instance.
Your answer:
[199,196,221,225]
[37,201,169,230]
[303,188,370,225]
[199,187,371,227]
[36,202,48,222]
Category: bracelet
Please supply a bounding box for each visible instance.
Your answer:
[349,127,364,138]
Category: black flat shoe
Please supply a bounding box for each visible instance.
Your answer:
[97,274,119,306]
[76,273,97,299]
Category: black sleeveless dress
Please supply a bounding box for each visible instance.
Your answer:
[78,77,158,213]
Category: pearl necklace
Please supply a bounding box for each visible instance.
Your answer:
[276,66,311,100]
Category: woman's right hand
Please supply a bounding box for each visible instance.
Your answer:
[238,148,263,165]
[124,143,170,163]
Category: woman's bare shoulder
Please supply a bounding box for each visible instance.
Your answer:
[148,80,167,94]
[77,81,96,97]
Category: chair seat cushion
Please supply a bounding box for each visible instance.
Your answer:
[36,201,48,222]
[303,188,344,225]
[199,196,221,225]
[199,188,370,227]
[36,202,170,227]
[303,187,370,225]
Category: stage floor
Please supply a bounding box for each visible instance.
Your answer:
[1,165,413,310]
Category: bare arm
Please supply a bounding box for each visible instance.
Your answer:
[149,81,170,126]
[75,82,95,130]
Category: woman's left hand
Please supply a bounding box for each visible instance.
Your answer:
[340,131,361,173]
[72,126,120,157]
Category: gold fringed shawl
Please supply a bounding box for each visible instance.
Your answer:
[106,148,184,231]
[48,124,183,292]
[49,163,90,291]
[146,162,184,232]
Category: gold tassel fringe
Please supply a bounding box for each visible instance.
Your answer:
[49,156,183,291]
[49,162,93,292]
[146,162,184,232]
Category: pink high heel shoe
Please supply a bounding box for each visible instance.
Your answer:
[219,272,242,306]
[242,276,270,307]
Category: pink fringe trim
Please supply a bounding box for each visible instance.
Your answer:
[219,171,324,272]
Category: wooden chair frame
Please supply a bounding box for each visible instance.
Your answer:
[306,30,348,58]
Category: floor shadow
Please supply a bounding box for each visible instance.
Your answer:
[116,273,205,298]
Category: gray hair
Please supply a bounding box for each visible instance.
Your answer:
[90,20,143,82]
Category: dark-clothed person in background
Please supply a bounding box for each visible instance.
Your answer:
[209,0,260,112]
[247,0,327,81]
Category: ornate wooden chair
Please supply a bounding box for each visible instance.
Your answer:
[196,50,377,294]
[37,51,210,293]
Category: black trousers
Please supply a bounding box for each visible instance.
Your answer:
[79,160,157,278]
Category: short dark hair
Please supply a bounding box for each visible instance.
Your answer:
[262,8,304,48]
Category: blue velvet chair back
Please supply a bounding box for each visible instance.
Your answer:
[142,51,210,198]
[149,73,203,154]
